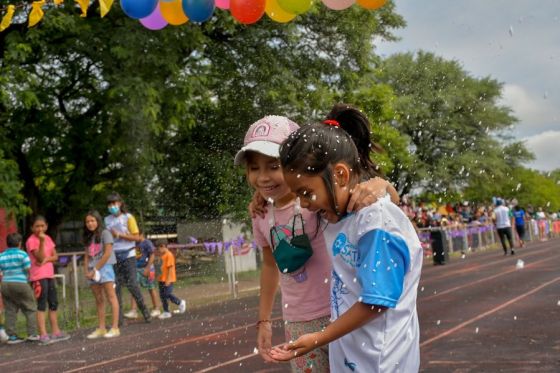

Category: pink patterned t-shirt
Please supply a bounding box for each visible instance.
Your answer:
[26,234,56,281]
[253,201,331,322]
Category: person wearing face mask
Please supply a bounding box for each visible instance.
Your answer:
[104,192,151,325]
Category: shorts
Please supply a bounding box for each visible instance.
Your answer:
[88,263,116,285]
[516,224,525,240]
[35,278,58,312]
[136,267,156,290]
[284,315,330,373]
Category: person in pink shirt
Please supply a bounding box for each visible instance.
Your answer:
[235,113,397,373]
[26,216,70,345]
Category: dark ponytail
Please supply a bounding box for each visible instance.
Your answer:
[326,103,383,178]
[279,122,362,216]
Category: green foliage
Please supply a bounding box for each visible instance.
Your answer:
[464,167,560,211]
[0,149,27,215]
[0,3,407,229]
[377,51,530,196]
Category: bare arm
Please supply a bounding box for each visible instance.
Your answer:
[347,177,400,212]
[270,302,386,360]
[257,246,280,363]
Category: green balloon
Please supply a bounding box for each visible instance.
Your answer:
[277,0,313,15]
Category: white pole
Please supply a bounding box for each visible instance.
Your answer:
[72,254,80,328]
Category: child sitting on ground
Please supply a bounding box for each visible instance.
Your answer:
[154,241,186,319]
[0,233,39,344]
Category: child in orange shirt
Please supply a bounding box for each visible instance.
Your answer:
[154,241,185,319]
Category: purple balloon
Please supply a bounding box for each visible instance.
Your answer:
[139,3,168,30]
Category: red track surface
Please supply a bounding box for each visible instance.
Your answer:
[2,239,559,372]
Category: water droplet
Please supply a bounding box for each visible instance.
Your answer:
[253,347,259,354]
[284,303,289,308]
[353,277,357,283]
[513,316,517,320]
[475,327,479,334]
[436,320,441,325]
[324,278,329,284]
[421,286,424,292]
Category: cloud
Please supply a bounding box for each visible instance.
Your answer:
[523,131,560,171]
[500,84,560,136]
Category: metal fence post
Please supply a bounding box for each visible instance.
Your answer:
[71,254,80,328]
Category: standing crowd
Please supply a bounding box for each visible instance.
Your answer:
[0,193,185,345]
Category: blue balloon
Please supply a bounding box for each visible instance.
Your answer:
[120,0,158,19]
[182,0,215,23]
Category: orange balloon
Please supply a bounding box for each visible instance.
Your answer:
[356,0,386,10]
[160,0,189,25]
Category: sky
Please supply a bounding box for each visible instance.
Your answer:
[375,0,560,172]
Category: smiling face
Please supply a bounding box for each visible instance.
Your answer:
[246,152,292,203]
[283,163,352,223]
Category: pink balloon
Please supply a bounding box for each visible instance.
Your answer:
[321,0,355,10]
[139,3,168,30]
[216,0,230,9]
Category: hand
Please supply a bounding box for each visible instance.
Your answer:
[86,271,94,280]
[257,322,276,363]
[38,232,46,241]
[41,256,50,265]
[143,267,150,277]
[249,191,268,219]
[111,229,120,239]
[269,332,322,362]
[165,281,171,287]
[347,177,388,212]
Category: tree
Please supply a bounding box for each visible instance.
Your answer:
[0,3,406,234]
[377,51,533,196]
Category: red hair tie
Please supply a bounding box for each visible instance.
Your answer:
[323,119,340,127]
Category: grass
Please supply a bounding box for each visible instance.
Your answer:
[7,268,261,337]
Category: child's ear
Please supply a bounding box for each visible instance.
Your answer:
[333,163,351,187]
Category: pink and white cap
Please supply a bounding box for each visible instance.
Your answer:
[234,115,300,166]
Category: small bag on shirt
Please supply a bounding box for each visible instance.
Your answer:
[115,248,135,262]
[270,213,313,274]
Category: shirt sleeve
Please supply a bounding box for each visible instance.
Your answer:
[23,253,31,269]
[127,214,139,234]
[252,217,270,249]
[101,229,114,245]
[356,229,410,308]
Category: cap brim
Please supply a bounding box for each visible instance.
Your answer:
[234,141,280,166]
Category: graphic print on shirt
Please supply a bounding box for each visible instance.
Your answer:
[332,233,358,266]
[331,270,349,319]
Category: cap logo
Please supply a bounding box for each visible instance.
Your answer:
[252,123,270,138]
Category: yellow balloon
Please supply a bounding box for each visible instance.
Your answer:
[356,0,386,10]
[160,0,189,26]
[266,0,296,23]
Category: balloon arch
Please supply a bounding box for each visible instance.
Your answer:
[129,0,387,30]
[0,0,386,31]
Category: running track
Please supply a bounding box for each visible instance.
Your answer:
[1,239,559,372]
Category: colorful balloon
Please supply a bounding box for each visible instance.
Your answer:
[140,3,168,30]
[183,0,215,23]
[277,0,312,15]
[265,0,296,23]
[321,0,355,11]
[215,0,229,9]
[120,0,158,19]
[230,0,265,24]
[160,0,189,25]
[356,0,386,10]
